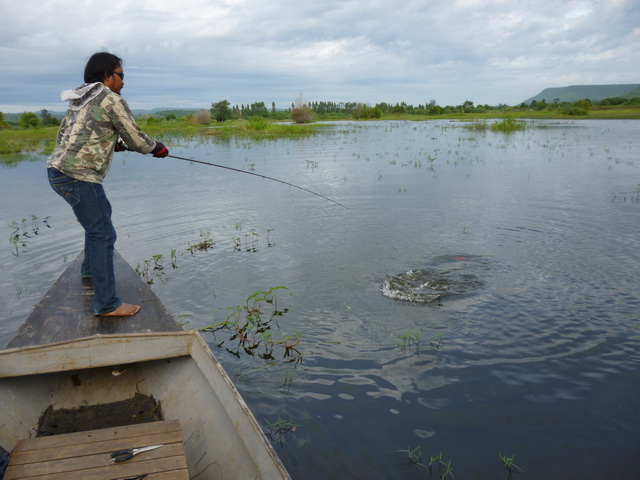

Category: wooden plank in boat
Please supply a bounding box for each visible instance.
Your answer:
[5,420,189,480]
[6,250,182,349]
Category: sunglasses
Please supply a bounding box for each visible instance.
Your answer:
[113,71,124,80]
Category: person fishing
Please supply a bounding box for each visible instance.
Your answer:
[47,52,169,317]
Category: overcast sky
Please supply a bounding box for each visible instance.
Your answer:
[1,0,638,113]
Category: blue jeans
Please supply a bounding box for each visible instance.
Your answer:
[48,167,122,315]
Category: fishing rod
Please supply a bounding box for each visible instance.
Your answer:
[166,154,348,209]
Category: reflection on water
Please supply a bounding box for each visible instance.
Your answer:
[1,120,640,479]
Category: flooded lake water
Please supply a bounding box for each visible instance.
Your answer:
[1,119,639,479]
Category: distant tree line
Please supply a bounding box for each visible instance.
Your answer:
[208,98,519,122]
[209,95,639,122]
[3,94,640,129]
[0,109,60,129]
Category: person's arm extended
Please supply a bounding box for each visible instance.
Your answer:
[106,94,156,154]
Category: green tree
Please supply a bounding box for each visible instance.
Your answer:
[0,111,9,128]
[462,100,475,113]
[574,99,592,111]
[532,99,548,111]
[210,100,233,122]
[19,112,39,128]
[40,109,59,126]
[353,103,381,119]
[391,103,406,114]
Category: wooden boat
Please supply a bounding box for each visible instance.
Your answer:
[0,252,291,480]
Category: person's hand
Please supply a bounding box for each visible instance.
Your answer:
[151,142,169,158]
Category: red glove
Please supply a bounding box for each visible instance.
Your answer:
[151,142,169,158]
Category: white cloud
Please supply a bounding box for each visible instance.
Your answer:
[1,0,638,112]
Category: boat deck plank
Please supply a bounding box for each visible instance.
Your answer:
[5,420,189,480]
[6,250,182,349]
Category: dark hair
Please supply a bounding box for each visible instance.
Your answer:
[83,52,123,83]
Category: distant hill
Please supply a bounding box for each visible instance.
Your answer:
[524,84,640,104]
[622,86,640,99]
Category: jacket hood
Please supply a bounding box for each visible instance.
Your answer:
[60,82,107,111]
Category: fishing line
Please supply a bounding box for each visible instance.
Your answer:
[166,154,349,210]
[163,151,434,275]
[150,150,434,258]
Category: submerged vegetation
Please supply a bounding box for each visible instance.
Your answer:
[397,447,524,479]
[264,414,298,444]
[7,215,50,256]
[199,286,298,363]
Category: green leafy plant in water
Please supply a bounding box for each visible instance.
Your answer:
[152,253,163,269]
[7,215,50,256]
[397,445,426,468]
[187,228,215,254]
[397,328,421,354]
[135,258,156,285]
[264,414,297,444]
[429,452,454,479]
[200,286,299,364]
[187,240,214,254]
[499,453,523,478]
[397,449,454,479]
[135,252,173,285]
[439,458,454,479]
[242,230,260,252]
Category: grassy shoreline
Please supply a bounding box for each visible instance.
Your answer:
[1,106,639,161]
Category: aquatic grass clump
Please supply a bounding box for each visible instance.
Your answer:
[491,116,526,132]
[396,329,421,354]
[499,453,524,478]
[397,448,454,479]
[397,445,425,467]
[464,117,525,133]
[7,215,51,256]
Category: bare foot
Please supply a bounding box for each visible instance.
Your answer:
[97,303,140,317]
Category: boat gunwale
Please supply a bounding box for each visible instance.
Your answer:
[0,331,198,379]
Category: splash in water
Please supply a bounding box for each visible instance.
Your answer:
[381,256,484,304]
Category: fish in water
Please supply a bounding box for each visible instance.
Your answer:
[381,266,483,304]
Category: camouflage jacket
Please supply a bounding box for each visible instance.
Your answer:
[47,83,156,183]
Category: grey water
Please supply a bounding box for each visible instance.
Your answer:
[1,119,639,479]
